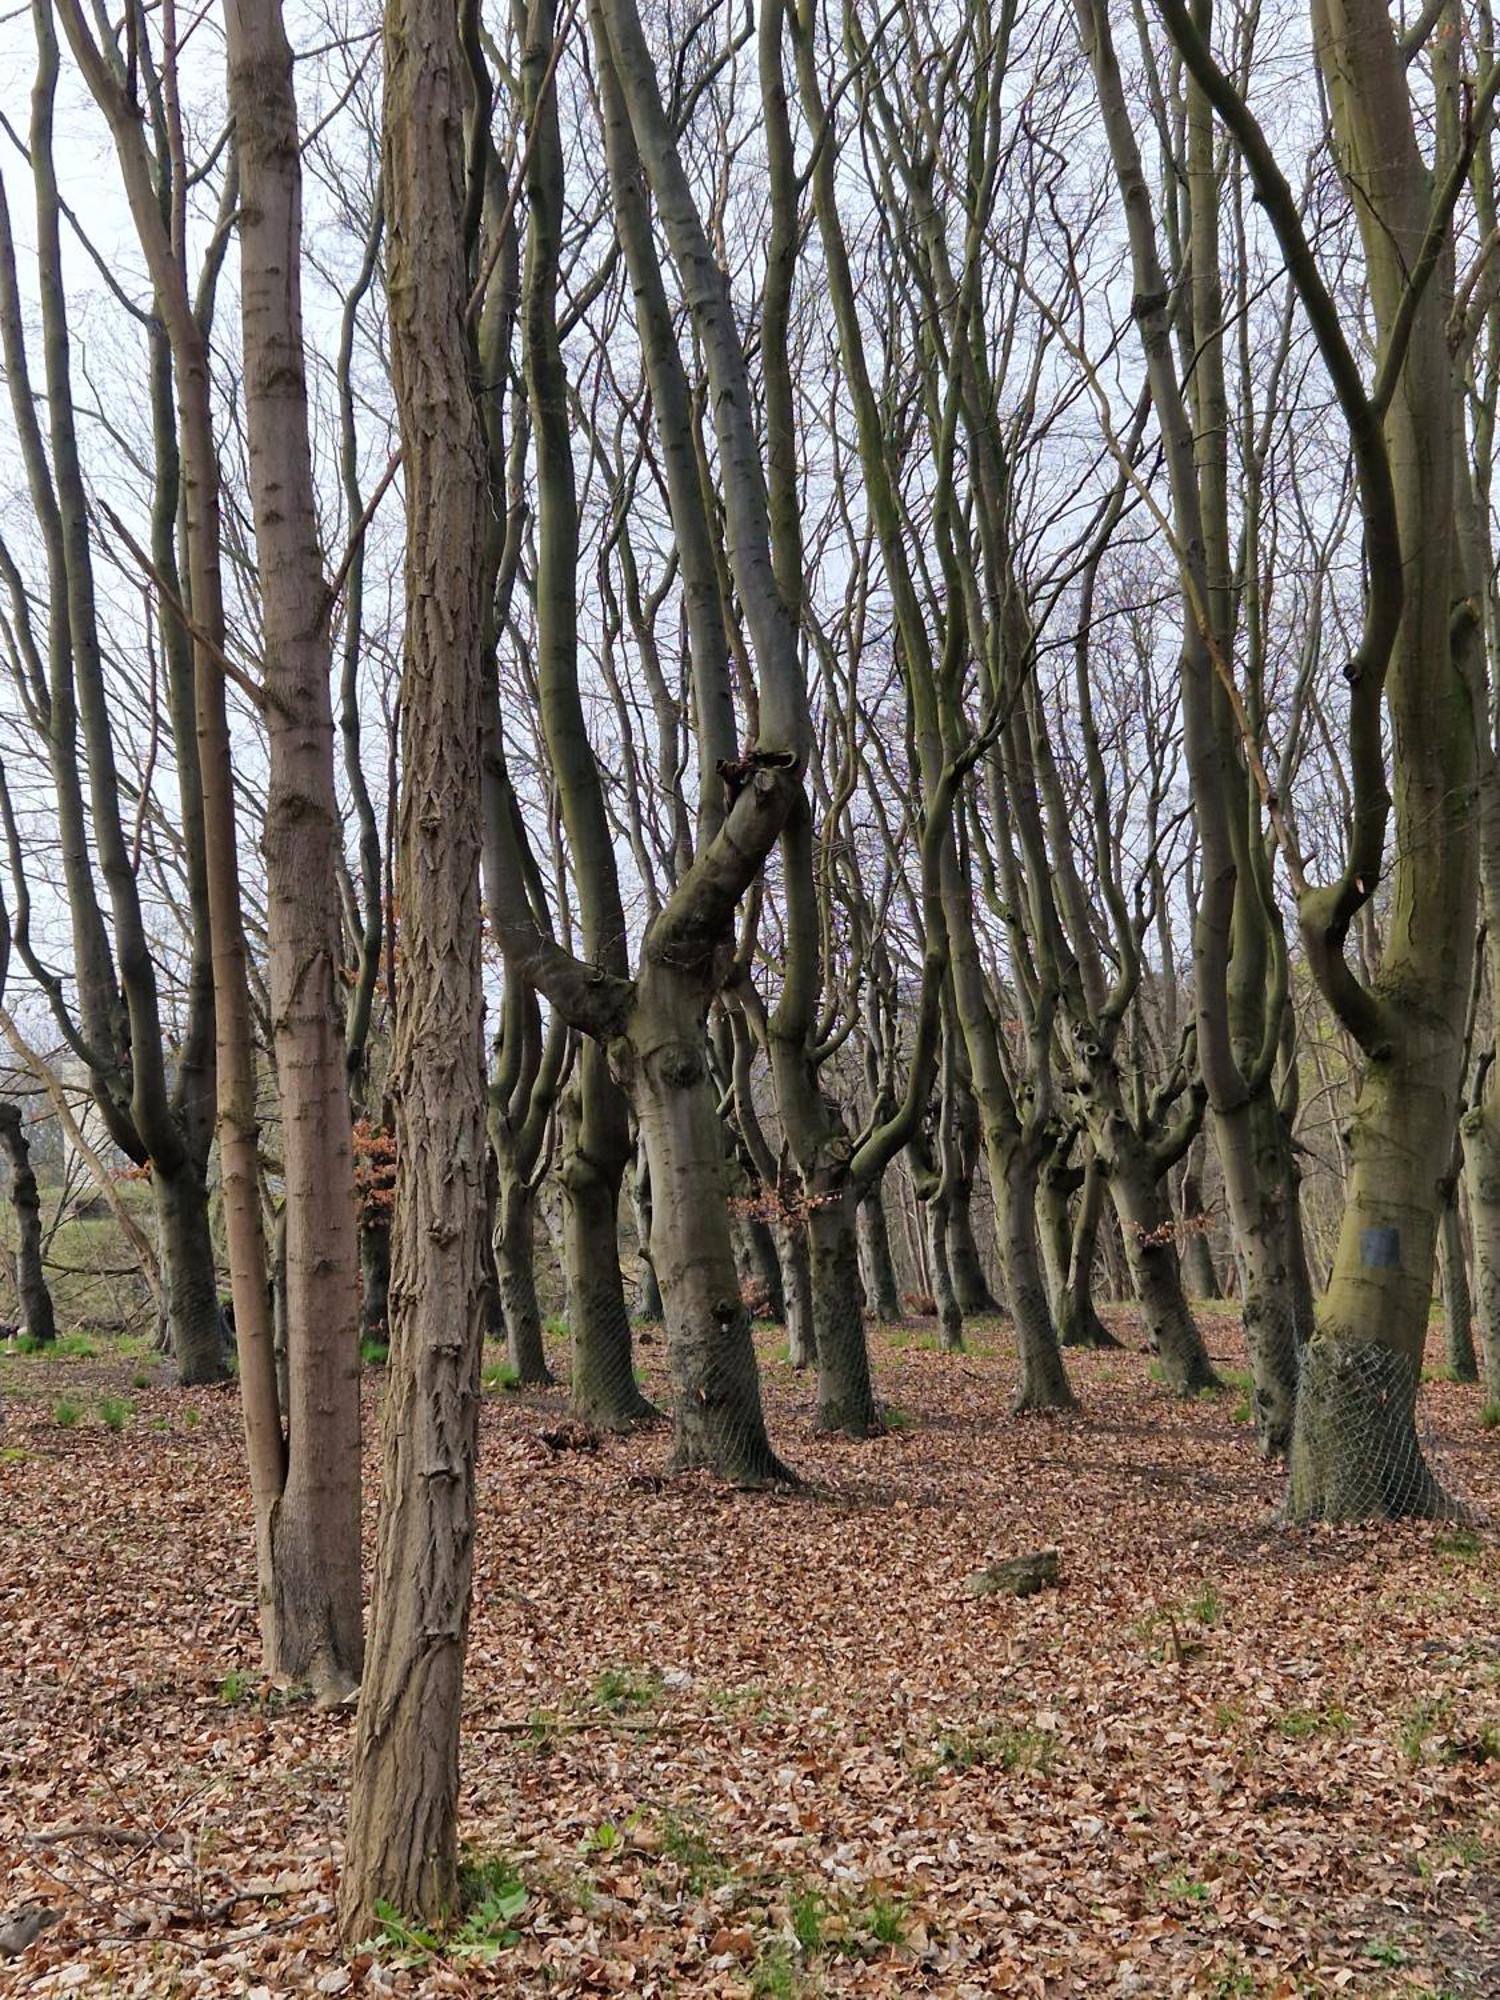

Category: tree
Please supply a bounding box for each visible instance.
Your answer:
[339,0,490,1930]
[1156,0,1495,1514]
[224,0,363,1697]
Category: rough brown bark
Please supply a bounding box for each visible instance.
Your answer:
[338,0,489,1932]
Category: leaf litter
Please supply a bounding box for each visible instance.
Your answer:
[1,1314,1497,1996]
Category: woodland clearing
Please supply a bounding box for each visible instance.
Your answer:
[1,1316,1496,1999]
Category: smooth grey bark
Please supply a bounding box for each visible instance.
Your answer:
[775,1214,814,1369]
[1038,1149,1119,1350]
[923,1193,963,1351]
[857,1181,904,1323]
[1179,1146,1221,1300]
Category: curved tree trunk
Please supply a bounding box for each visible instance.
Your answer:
[1178,1145,1221,1300]
[0,1104,55,1346]
[734,1207,786,1321]
[1038,1155,1118,1349]
[946,1190,998,1315]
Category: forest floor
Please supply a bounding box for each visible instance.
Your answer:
[1,1312,1498,1999]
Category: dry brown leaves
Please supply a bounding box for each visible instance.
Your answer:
[1,1312,1497,1998]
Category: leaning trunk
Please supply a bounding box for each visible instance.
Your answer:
[923,1193,963,1351]
[946,1184,998,1314]
[1038,1158,1117,1350]
[561,1081,656,1428]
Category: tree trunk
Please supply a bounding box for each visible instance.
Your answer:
[154,1161,227,1385]
[360,1215,392,1345]
[946,1190,998,1315]
[1107,1148,1221,1393]
[996,1165,1077,1413]
[808,1192,881,1435]
[562,1071,656,1428]
[734,1208,786,1322]
[775,1214,814,1368]
[494,1171,550,1385]
[1037,1155,1118,1349]
[338,0,490,1930]
[1440,1177,1478,1383]
[631,1142,663,1320]
[857,1181,904,1323]
[226,0,365,1698]
[619,971,794,1485]
[1179,1146,1221,1299]
[0,1105,54,1345]
[1461,1096,1500,1404]
[923,1194,963,1351]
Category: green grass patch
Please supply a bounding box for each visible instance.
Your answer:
[657,1808,728,1894]
[1275,1701,1350,1741]
[97,1395,130,1432]
[593,1664,663,1713]
[52,1397,81,1428]
[482,1360,519,1393]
